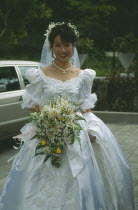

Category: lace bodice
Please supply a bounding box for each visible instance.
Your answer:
[22,68,97,111]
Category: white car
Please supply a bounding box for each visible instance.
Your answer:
[0,60,40,141]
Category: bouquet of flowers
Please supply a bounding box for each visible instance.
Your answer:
[30,96,85,168]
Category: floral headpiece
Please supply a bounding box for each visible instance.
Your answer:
[44,22,80,45]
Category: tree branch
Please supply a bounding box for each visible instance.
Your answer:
[0,10,10,38]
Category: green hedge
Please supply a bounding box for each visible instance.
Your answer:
[82,49,137,77]
[93,74,137,112]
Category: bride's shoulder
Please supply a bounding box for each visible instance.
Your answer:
[72,66,82,76]
[82,69,96,79]
[25,67,42,83]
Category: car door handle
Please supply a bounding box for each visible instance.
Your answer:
[18,96,23,101]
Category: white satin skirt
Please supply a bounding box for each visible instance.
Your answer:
[0,113,135,210]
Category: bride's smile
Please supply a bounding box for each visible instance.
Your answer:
[52,35,74,66]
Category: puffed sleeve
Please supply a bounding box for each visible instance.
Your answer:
[21,68,44,109]
[79,69,97,111]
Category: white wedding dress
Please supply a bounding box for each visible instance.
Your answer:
[0,68,135,210]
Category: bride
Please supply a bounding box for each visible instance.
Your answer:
[0,22,135,210]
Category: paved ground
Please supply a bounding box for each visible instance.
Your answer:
[0,122,138,209]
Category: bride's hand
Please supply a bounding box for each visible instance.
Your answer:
[80,108,92,114]
[29,105,40,112]
[89,135,96,143]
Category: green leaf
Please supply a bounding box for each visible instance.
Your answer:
[75,115,86,121]
[36,144,42,150]
[34,152,45,157]
[43,155,51,163]
[34,144,43,155]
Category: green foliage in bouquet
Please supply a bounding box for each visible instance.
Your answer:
[30,96,85,168]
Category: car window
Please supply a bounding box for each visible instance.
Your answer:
[18,66,38,86]
[0,66,20,93]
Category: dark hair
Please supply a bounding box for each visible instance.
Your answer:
[48,23,78,47]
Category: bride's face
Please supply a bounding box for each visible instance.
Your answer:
[52,35,74,63]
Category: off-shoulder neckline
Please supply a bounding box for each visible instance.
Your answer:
[39,68,85,83]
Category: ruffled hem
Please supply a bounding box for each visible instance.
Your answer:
[21,93,44,109]
[80,93,97,111]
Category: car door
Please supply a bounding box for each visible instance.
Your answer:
[0,65,29,141]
